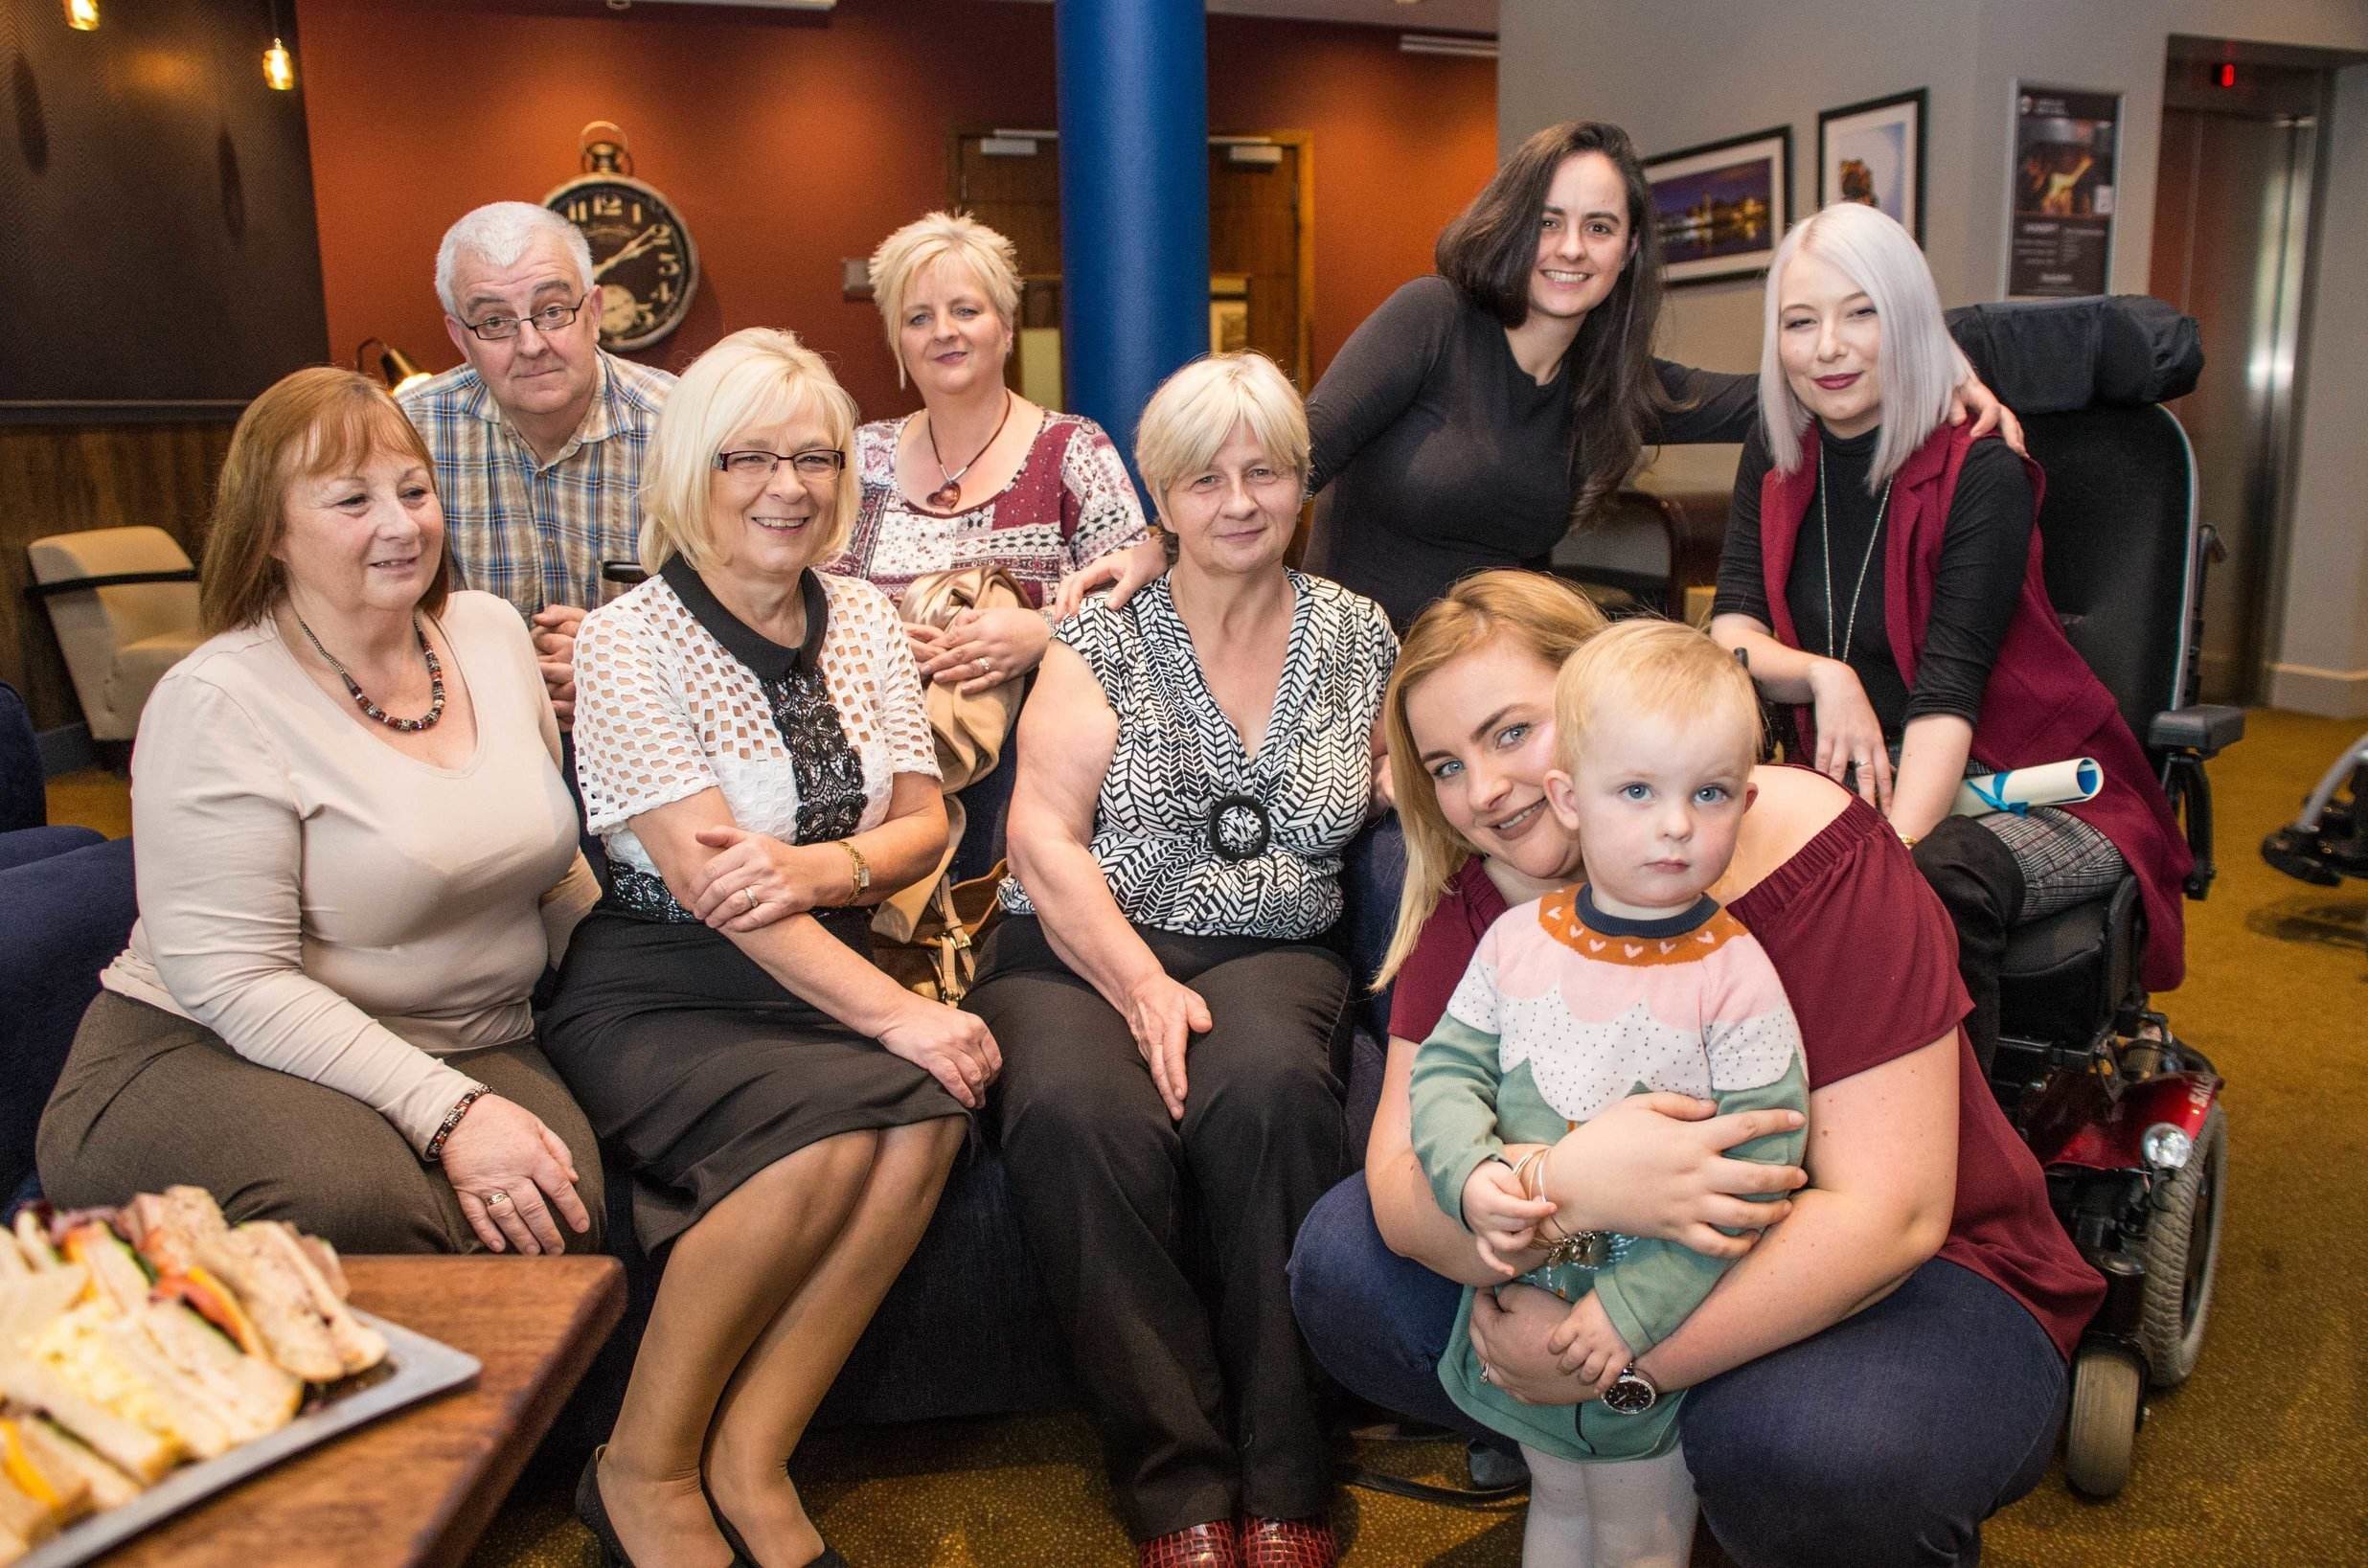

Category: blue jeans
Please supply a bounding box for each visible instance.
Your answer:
[1288,1177,2068,1567]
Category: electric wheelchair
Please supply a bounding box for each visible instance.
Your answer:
[1983,401,2242,1498]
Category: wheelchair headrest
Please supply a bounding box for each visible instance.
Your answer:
[2024,405,2197,739]
[1946,296,2202,414]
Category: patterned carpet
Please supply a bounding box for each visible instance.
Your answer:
[54,708,2368,1565]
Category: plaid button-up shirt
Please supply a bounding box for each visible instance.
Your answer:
[398,350,676,620]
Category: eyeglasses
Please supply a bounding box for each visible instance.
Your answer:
[715,448,848,480]
[462,292,592,342]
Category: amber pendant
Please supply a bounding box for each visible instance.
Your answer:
[927,481,963,510]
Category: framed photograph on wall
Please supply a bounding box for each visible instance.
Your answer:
[1643,126,1792,286]
[1818,89,1926,240]
[2005,83,2120,296]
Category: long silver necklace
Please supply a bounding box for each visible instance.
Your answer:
[1818,443,1893,663]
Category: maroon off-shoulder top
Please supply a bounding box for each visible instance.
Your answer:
[1390,778,2105,1359]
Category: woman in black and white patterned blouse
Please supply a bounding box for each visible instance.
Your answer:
[541,328,994,1568]
[969,352,1398,1568]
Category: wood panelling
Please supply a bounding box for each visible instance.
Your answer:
[2,0,328,407]
[1,421,233,731]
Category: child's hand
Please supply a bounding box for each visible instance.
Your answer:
[1547,1291,1633,1396]
[1461,1157,1556,1279]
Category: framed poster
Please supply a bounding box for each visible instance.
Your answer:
[1643,127,1792,286]
[1818,89,1926,241]
[2006,83,2120,296]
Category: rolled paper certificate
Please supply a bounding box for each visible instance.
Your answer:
[1954,758,2103,817]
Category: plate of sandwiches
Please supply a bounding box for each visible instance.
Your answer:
[0,1187,479,1567]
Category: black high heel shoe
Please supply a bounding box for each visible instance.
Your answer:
[711,1504,850,1568]
[576,1446,638,1568]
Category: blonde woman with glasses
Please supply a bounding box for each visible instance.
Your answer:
[541,328,991,1568]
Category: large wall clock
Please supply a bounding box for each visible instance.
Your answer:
[543,122,699,352]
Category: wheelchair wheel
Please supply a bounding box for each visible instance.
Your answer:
[2138,1101,2226,1389]
[2063,1346,2144,1499]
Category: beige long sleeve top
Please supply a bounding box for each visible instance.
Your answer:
[102,590,600,1152]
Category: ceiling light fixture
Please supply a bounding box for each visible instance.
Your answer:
[65,0,99,29]
[263,0,295,89]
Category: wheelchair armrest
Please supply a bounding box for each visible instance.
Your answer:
[2149,704,2244,759]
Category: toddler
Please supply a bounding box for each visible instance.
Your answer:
[1409,618,1809,1567]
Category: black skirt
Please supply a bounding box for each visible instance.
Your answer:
[541,905,967,1252]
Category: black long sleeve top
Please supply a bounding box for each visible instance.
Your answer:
[1713,424,2035,739]
[1303,276,1758,629]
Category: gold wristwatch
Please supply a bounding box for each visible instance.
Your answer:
[833,839,871,904]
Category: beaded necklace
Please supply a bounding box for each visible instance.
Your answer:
[292,612,446,733]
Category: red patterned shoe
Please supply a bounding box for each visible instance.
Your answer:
[1240,1516,1338,1568]
[1138,1520,1242,1568]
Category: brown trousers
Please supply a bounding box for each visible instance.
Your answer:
[37,990,604,1256]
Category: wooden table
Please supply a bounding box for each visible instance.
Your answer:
[108,1254,625,1568]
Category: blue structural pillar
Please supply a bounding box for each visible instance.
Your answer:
[1055,0,1210,473]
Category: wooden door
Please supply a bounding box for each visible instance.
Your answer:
[947,131,1314,402]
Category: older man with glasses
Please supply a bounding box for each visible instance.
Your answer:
[398,201,676,724]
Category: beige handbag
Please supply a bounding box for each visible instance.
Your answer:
[871,564,1028,998]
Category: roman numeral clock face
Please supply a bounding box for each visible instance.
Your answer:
[543,175,700,352]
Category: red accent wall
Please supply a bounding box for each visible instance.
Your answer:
[294,0,1495,421]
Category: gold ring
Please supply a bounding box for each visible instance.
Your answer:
[486,1190,511,1208]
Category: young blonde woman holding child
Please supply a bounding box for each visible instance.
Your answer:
[1410,619,1807,1567]
[1290,571,2103,1568]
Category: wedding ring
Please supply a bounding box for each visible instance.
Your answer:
[741,888,760,914]
[486,1190,511,1208]
[975,656,990,676]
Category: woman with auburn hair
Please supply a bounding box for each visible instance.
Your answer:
[1709,201,2191,1074]
[540,327,990,1568]
[40,366,603,1258]
[845,211,1158,693]
[969,352,1396,1568]
[1291,568,2102,1567]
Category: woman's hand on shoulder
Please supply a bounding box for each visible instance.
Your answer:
[1549,1093,1805,1256]
[440,1095,593,1255]
[1052,532,1168,620]
[1947,371,2028,456]
[876,998,1001,1109]
[1124,972,1212,1121]
[687,825,838,930]
[917,604,1050,693]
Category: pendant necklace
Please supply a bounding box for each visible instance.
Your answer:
[1818,443,1894,664]
[922,389,1013,511]
[293,611,446,732]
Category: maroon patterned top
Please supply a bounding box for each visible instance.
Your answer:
[838,409,1150,607]
[1390,777,2106,1359]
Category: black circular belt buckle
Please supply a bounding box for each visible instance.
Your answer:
[1206,791,1272,861]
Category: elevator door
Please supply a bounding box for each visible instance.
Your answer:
[2149,105,2315,705]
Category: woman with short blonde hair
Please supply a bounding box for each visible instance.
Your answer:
[837,211,1158,699]
[542,327,991,1566]
[637,327,860,574]
[965,352,1398,1568]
